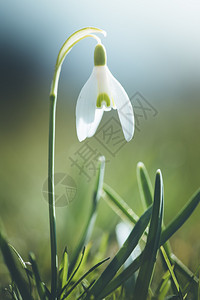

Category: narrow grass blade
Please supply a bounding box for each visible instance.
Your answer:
[86,205,153,299]
[155,270,172,300]
[101,216,198,299]
[100,254,142,298]
[137,162,153,208]
[134,170,164,300]
[76,279,96,300]
[137,162,172,258]
[182,263,200,294]
[160,246,183,299]
[9,243,33,293]
[9,244,29,272]
[103,183,139,225]
[165,296,180,300]
[115,222,140,295]
[11,283,23,300]
[61,257,109,300]
[160,189,200,286]
[172,254,199,286]
[59,247,85,297]
[198,269,200,300]
[29,252,48,300]
[100,187,199,297]
[0,231,33,300]
[161,189,200,245]
[68,157,105,276]
[58,247,68,298]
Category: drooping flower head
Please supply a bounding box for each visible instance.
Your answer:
[76,43,135,142]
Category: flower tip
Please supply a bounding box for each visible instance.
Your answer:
[126,135,133,142]
[103,30,107,37]
[137,162,145,169]
[156,169,163,183]
[124,128,134,142]
[156,169,162,175]
[98,156,105,163]
[77,132,86,142]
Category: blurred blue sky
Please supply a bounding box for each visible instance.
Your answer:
[1,0,200,100]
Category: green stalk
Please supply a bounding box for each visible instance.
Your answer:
[48,94,58,299]
[47,27,106,298]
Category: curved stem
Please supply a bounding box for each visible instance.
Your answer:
[48,94,58,299]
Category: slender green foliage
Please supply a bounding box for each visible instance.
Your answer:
[0,231,33,300]
[134,170,164,300]
[137,162,153,209]
[61,257,110,299]
[160,246,183,299]
[29,252,48,300]
[103,183,139,225]
[58,247,86,297]
[48,94,58,299]
[161,189,200,245]
[68,157,105,276]
[155,269,172,300]
[59,247,68,299]
[137,162,172,257]
[86,205,153,299]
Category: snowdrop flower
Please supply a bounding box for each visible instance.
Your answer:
[76,43,134,142]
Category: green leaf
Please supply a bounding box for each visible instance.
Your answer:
[165,296,180,300]
[172,254,199,285]
[58,247,68,299]
[161,189,200,245]
[155,269,171,300]
[68,157,105,276]
[76,280,96,300]
[0,231,33,300]
[100,254,142,299]
[29,252,48,300]
[137,162,172,257]
[181,261,200,296]
[198,269,200,300]
[9,244,29,271]
[9,243,33,292]
[59,247,85,297]
[101,186,200,297]
[102,174,200,296]
[160,246,183,299]
[103,183,139,225]
[134,170,164,300]
[10,283,23,300]
[61,257,110,300]
[137,162,153,209]
[86,204,153,299]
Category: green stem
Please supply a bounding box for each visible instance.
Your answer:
[48,94,58,299]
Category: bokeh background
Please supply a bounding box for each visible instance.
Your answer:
[1,0,200,291]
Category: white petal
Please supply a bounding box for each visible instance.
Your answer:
[108,70,134,141]
[88,109,104,137]
[94,66,114,109]
[76,69,98,142]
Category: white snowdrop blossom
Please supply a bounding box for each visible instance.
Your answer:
[76,43,134,142]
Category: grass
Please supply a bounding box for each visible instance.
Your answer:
[0,161,199,299]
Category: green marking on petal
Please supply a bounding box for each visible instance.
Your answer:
[96,93,111,108]
[94,44,106,66]
[111,97,115,108]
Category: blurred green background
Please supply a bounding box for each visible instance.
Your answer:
[0,0,200,291]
